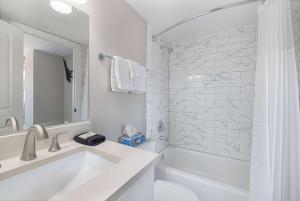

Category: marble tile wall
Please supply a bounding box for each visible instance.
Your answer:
[146,26,170,152]
[145,2,299,158]
[292,1,300,88]
[168,24,257,161]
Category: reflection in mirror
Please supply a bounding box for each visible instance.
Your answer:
[0,0,89,135]
[5,117,20,132]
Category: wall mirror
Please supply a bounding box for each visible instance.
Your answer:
[0,0,89,135]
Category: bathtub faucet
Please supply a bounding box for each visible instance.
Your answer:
[158,120,166,133]
[159,136,168,141]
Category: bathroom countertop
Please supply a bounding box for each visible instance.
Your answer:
[0,140,158,201]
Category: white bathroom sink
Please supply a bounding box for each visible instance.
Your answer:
[0,151,116,201]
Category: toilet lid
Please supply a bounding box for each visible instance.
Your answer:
[154,180,199,201]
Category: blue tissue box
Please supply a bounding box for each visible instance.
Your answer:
[120,133,145,147]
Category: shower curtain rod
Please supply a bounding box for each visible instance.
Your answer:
[152,0,265,41]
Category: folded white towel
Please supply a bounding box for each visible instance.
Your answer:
[111,58,125,93]
[128,60,146,93]
[111,56,134,93]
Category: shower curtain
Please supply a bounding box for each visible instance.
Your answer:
[249,0,300,200]
[81,50,89,121]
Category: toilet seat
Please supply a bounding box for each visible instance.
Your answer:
[154,180,199,201]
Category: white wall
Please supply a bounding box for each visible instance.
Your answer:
[146,26,170,152]
[79,0,147,142]
[33,50,64,126]
[168,24,257,161]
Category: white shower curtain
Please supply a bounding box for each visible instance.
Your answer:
[249,0,300,200]
[81,50,89,121]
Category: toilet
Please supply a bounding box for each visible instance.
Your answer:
[154,180,199,201]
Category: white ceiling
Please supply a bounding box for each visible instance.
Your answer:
[0,0,89,45]
[126,0,259,42]
[24,34,73,57]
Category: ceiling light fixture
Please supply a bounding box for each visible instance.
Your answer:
[71,0,88,4]
[50,0,72,14]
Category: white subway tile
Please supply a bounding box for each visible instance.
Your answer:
[217,25,242,38]
[229,32,256,43]
[216,87,241,94]
[242,24,257,33]
[241,71,256,79]
[218,42,242,52]
[164,24,259,161]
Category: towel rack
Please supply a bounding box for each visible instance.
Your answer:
[98,52,149,72]
[98,53,113,61]
[99,52,147,94]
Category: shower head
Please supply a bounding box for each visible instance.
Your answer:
[152,34,158,41]
[167,47,174,54]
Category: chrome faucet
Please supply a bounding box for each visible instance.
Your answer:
[158,120,166,133]
[5,117,20,132]
[48,133,63,152]
[20,125,49,161]
[159,135,168,141]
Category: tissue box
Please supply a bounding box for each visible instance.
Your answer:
[120,133,145,147]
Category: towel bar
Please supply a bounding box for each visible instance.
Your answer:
[98,52,150,72]
[98,53,113,61]
[99,52,146,94]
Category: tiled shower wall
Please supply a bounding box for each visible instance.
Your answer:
[146,2,299,158]
[292,1,300,85]
[168,24,257,161]
[146,26,170,152]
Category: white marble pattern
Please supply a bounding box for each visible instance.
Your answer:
[146,26,170,152]
[168,24,257,161]
[292,1,300,91]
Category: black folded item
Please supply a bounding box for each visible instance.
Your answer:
[74,132,106,146]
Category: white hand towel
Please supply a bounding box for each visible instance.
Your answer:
[111,56,134,92]
[129,60,146,93]
[111,58,124,92]
[127,60,134,81]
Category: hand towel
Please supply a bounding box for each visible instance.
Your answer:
[128,60,146,93]
[111,56,134,92]
[111,58,125,92]
[74,132,106,146]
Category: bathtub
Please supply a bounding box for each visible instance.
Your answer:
[155,146,250,201]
